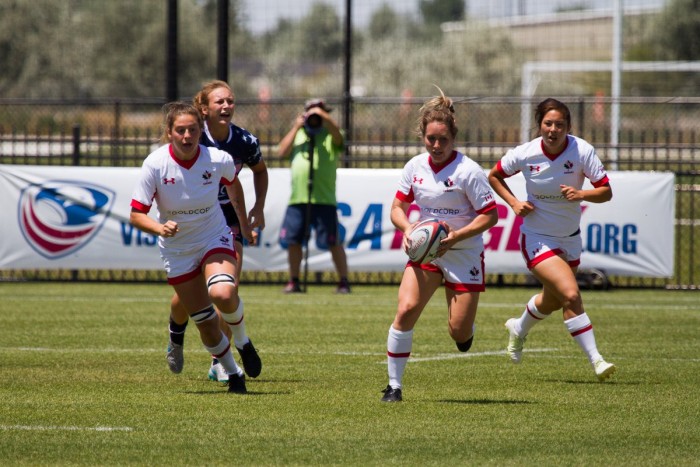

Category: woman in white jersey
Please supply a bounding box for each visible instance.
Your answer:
[166,81,264,386]
[488,98,616,382]
[380,88,498,402]
[130,102,248,394]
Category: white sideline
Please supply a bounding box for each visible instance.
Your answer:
[0,425,133,432]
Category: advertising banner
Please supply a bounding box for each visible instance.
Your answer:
[0,165,674,277]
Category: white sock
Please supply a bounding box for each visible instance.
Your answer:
[204,333,243,377]
[387,326,413,390]
[564,313,602,364]
[516,294,548,336]
[221,299,250,348]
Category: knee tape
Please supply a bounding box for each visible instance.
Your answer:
[206,273,236,291]
[190,304,217,324]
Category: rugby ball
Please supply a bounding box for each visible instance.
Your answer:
[406,218,448,264]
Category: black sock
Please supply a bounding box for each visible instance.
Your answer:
[169,318,188,346]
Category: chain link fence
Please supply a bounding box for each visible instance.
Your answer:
[2,0,697,287]
[1,96,698,288]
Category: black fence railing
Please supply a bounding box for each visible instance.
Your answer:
[1,97,698,289]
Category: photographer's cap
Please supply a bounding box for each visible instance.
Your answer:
[304,98,332,112]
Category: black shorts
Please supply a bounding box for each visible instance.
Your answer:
[279,204,340,250]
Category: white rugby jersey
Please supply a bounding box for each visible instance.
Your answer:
[396,150,496,250]
[131,143,237,250]
[496,135,609,238]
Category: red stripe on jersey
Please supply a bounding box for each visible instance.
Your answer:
[130,199,151,214]
[395,189,414,203]
[591,175,610,188]
[540,137,569,160]
[428,150,458,173]
[387,351,411,358]
[168,144,201,169]
[477,201,497,215]
[570,324,593,337]
[495,160,517,178]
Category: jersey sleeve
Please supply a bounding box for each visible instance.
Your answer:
[220,149,238,185]
[581,143,609,186]
[130,160,157,213]
[240,128,263,167]
[395,159,415,202]
[464,166,497,214]
[497,147,523,178]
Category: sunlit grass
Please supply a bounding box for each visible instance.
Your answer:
[0,283,698,465]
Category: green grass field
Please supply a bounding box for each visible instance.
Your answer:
[1,283,698,465]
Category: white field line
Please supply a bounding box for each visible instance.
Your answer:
[9,347,164,353]
[0,295,168,303]
[1,295,698,311]
[3,346,554,362]
[0,425,133,432]
[3,347,700,364]
[403,347,557,363]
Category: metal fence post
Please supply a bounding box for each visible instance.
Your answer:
[72,124,81,166]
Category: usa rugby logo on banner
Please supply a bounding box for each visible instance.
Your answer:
[18,181,115,259]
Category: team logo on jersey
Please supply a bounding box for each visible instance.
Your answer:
[563,160,574,173]
[18,181,115,259]
[469,266,479,278]
[413,176,424,185]
[202,170,213,185]
[163,177,176,185]
[443,177,454,187]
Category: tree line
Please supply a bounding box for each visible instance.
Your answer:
[0,0,696,100]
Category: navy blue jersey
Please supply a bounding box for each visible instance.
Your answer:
[201,122,263,205]
[201,122,262,229]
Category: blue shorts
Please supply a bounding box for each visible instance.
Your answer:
[279,204,340,250]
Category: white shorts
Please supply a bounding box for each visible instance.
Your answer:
[161,227,236,285]
[408,247,485,292]
[520,230,582,269]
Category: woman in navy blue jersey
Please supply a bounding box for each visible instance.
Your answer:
[166,81,267,384]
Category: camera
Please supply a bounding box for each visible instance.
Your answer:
[304,114,322,129]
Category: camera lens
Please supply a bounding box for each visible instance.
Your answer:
[305,114,322,129]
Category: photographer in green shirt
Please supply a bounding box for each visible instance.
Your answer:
[277,99,350,294]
